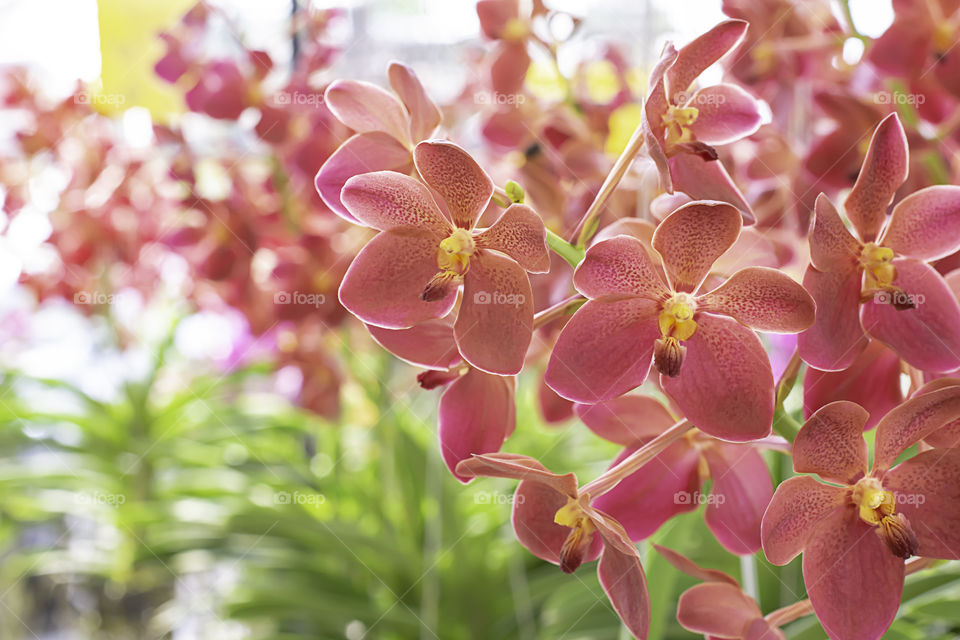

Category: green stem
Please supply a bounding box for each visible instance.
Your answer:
[772,408,802,442]
[546,228,585,268]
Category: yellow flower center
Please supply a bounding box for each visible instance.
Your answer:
[852,477,919,559]
[502,17,529,42]
[662,105,699,149]
[554,497,596,574]
[437,228,475,276]
[933,21,954,54]
[654,294,697,377]
[860,242,896,289]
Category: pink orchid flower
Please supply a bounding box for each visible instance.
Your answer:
[910,377,960,448]
[366,317,515,481]
[456,453,651,639]
[761,387,960,640]
[545,200,815,441]
[803,340,904,431]
[798,113,960,373]
[315,62,442,221]
[656,545,786,640]
[643,20,763,219]
[338,140,550,375]
[476,0,541,96]
[575,395,775,554]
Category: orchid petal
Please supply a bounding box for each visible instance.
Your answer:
[913,378,960,449]
[796,264,868,371]
[414,141,494,229]
[652,544,739,586]
[545,298,660,403]
[456,453,578,495]
[476,204,550,273]
[387,61,441,142]
[476,0,517,39]
[698,267,815,333]
[366,318,459,370]
[439,369,515,482]
[760,476,846,565]
[686,84,762,145]
[668,153,755,223]
[592,440,702,540]
[325,79,411,145]
[665,20,748,98]
[703,443,772,554]
[643,43,680,192]
[809,193,861,272]
[802,506,904,640]
[860,258,960,373]
[573,235,668,299]
[456,251,534,375]
[340,170,451,235]
[574,395,676,446]
[677,582,761,638]
[652,201,742,293]
[793,401,869,484]
[338,229,454,329]
[882,185,960,261]
[843,113,909,242]
[883,448,960,559]
[597,541,651,640]
[491,42,531,96]
[661,313,774,441]
[511,478,601,565]
[874,384,960,471]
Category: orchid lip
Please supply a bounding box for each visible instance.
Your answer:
[851,476,919,559]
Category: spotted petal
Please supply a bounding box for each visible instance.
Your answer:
[686,84,762,145]
[457,251,534,375]
[873,384,960,471]
[456,453,577,495]
[883,448,960,559]
[668,153,755,223]
[698,267,815,333]
[366,318,459,370]
[387,61,441,143]
[573,235,668,300]
[809,193,861,272]
[843,113,909,243]
[661,313,774,441]
[414,140,494,229]
[761,476,846,565]
[882,185,960,261]
[545,298,660,403]
[651,201,742,293]
[677,582,761,638]
[860,259,960,373]
[802,506,904,640]
[475,204,550,273]
[338,229,454,329]
[665,20,748,98]
[340,171,451,235]
[596,531,651,640]
[797,264,868,371]
[793,401,869,484]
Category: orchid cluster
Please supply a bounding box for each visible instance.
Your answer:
[4,0,960,638]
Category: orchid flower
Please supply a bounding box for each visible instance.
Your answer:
[761,386,960,640]
[366,318,515,481]
[456,452,651,639]
[798,113,960,372]
[315,62,442,221]
[476,0,539,96]
[656,545,786,640]
[643,20,763,219]
[545,200,815,440]
[575,395,776,554]
[337,140,550,375]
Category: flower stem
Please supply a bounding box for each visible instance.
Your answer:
[580,419,693,498]
[569,120,646,248]
[775,349,802,409]
[533,294,585,329]
[546,228,586,267]
[772,408,802,442]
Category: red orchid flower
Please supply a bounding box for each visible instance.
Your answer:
[656,545,786,640]
[643,20,763,219]
[575,395,777,554]
[798,113,960,373]
[761,386,960,640]
[456,453,651,639]
[338,140,550,375]
[366,317,515,481]
[315,62,442,221]
[868,0,960,98]
[545,200,815,441]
